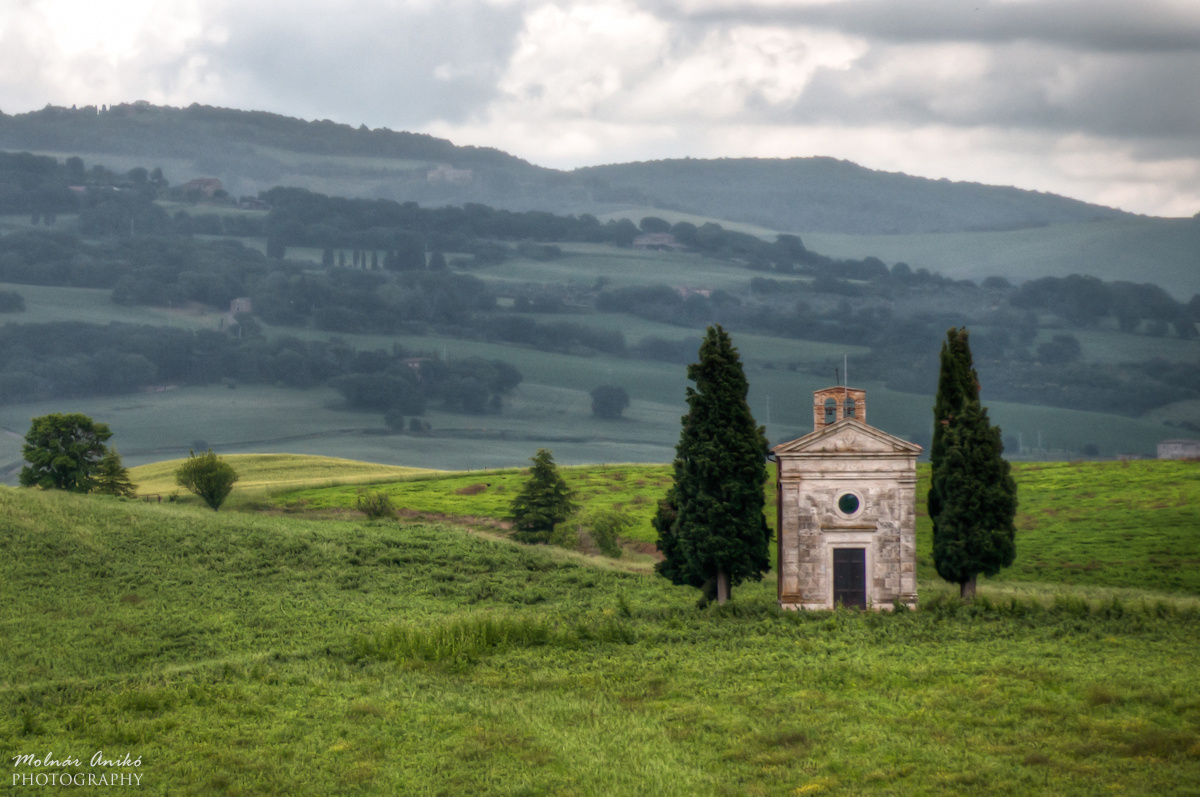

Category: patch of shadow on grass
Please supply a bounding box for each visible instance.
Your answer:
[1087,684,1120,706]
[722,729,811,767]
[1120,728,1197,759]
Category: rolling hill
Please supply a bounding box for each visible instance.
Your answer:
[5,102,1196,301]
[3,459,1199,794]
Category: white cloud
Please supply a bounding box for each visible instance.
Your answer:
[474,1,868,133]
[497,1,670,116]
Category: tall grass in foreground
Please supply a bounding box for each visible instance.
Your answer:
[3,484,1200,795]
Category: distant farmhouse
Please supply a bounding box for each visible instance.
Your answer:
[772,387,921,611]
[633,233,685,251]
[426,165,473,186]
[1158,439,1200,459]
[673,286,712,300]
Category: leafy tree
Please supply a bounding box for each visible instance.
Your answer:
[1036,334,1082,365]
[929,328,1018,598]
[19,413,114,492]
[175,449,239,511]
[509,449,575,544]
[95,447,137,498]
[383,407,405,431]
[653,325,771,606]
[639,216,671,234]
[590,384,630,419]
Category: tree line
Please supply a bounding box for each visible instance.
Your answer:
[0,322,520,417]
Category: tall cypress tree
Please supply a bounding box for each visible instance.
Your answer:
[928,327,979,525]
[929,328,1018,598]
[653,325,770,605]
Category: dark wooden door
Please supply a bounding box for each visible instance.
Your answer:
[833,548,867,608]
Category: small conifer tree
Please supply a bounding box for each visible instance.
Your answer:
[654,325,770,605]
[929,328,1018,598]
[509,449,575,544]
[95,448,137,498]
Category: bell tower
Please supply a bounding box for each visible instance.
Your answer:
[812,386,867,430]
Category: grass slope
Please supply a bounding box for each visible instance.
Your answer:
[279,458,1200,595]
[806,217,1200,300]
[2,485,1199,795]
[128,453,440,498]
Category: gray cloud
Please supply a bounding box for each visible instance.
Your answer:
[666,0,1200,54]
[632,0,1200,161]
[785,43,1200,144]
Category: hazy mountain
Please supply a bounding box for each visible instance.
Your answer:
[575,158,1133,235]
[0,103,1136,236]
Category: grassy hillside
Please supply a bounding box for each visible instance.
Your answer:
[2,480,1199,795]
[277,458,1200,595]
[807,216,1200,300]
[128,454,439,497]
[576,157,1131,234]
[3,103,1164,241]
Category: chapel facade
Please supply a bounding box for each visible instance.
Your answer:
[772,386,921,611]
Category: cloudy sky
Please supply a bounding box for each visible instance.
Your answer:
[2,0,1198,216]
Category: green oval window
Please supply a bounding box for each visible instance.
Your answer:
[838,493,860,515]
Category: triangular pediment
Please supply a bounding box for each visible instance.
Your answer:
[773,418,922,456]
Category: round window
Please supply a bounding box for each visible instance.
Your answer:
[837,492,860,515]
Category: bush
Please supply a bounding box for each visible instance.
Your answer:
[174,449,239,511]
[585,508,631,558]
[356,491,395,520]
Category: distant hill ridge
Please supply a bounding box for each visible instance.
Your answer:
[575,157,1133,235]
[0,102,529,169]
[0,102,1132,235]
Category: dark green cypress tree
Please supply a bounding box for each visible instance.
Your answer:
[654,325,770,605]
[929,328,1018,598]
[931,400,1018,597]
[928,328,980,526]
[509,449,575,544]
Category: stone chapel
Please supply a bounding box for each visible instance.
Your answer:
[772,386,921,610]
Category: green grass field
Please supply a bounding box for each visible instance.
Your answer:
[1,281,226,329]
[478,245,760,291]
[3,462,1200,795]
